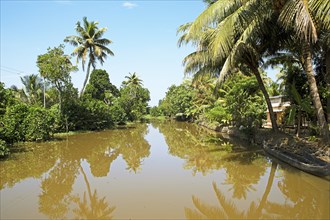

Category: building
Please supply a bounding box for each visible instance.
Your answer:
[265,95,291,127]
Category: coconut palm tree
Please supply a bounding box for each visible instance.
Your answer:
[278,0,330,143]
[122,72,143,98]
[123,72,143,87]
[64,17,114,96]
[20,74,44,105]
[180,0,330,142]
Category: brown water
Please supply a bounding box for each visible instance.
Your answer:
[0,121,329,219]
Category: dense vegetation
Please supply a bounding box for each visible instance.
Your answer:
[0,18,150,157]
[170,0,329,144]
[1,0,330,156]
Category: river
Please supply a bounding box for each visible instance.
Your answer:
[0,121,329,219]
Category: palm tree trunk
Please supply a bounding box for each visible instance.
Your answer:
[326,49,330,123]
[80,62,92,97]
[303,42,330,144]
[253,68,279,132]
[296,109,301,138]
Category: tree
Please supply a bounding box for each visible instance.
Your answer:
[278,0,330,143]
[37,44,77,109]
[64,17,114,96]
[20,74,44,106]
[83,69,119,102]
[178,1,280,132]
[179,0,330,142]
[119,74,150,121]
[159,83,196,118]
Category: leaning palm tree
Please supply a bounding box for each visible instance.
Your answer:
[178,1,281,132]
[64,17,114,96]
[180,0,330,142]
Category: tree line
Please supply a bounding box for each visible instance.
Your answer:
[0,17,150,157]
[152,0,329,145]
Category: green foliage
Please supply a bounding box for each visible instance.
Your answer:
[20,74,44,106]
[1,103,29,143]
[0,83,15,116]
[159,84,195,117]
[23,107,57,141]
[119,81,150,121]
[150,106,162,117]
[64,17,114,95]
[109,101,127,124]
[83,69,119,101]
[0,139,10,158]
[224,75,266,128]
[205,105,231,125]
[37,44,78,108]
[0,103,57,143]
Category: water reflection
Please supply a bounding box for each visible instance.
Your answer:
[222,153,267,199]
[72,165,115,219]
[153,120,230,175]
[0,121,329,219]
[0,123,149,219]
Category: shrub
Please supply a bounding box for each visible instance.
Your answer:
[0,139,10,158]
[1,103,29,143]
[205,106,232,125]
[23,106,56,141]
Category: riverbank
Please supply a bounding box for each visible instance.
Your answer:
[197,120,330,166]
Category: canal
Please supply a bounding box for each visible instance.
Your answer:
[1,121,329,219]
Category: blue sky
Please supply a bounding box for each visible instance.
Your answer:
[1,0,276,106]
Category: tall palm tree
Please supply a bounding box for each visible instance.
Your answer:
[180,0,330,142]
[278,0,330,143]
[123,72,143,87]
[122,72,143,98]
[178,1,280,132]
[64,17,114,96]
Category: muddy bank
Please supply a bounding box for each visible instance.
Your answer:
[197,120,330,164]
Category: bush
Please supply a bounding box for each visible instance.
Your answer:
[0,139,10,158]
[205,105,232,125]
[1,104,57,142]
[150,106,161,117]
[109,102,127,124]
[23,107,56,141]
[1,103,29,143]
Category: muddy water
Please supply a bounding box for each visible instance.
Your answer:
[0,121,329,219]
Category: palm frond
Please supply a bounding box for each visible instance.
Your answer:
[310,0,330,30]
[279,0,318,42]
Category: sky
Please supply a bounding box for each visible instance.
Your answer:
[1,0,276,106]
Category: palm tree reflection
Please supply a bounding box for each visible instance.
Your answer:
[185,162,278,219]
[73,164,115,219]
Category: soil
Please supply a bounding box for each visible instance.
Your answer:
[252,129,330,163]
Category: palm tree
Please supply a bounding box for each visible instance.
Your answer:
[179,0,330,142]
[64,17,114,96]
[278,0,330,143]
[123,72,143,87]
[122,72,143,98]
[20,74,44,105]
[178,1,281,132]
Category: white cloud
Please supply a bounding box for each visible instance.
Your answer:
[122,2,137,9]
